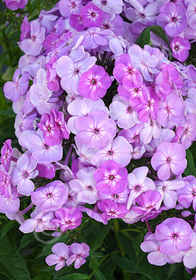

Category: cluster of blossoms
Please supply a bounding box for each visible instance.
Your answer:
[2,0,196,273]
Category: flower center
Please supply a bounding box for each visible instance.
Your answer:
[90,78,97,85]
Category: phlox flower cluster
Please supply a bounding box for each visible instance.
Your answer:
[1,0,196,273]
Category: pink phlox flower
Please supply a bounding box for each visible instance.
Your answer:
[0,193,20,214]
[156,179,185,209]
[171,37,191,62]
[75,110,116,149]
[19,130,63,164]
[109,97,140,129]
[113,53,143,86]
[127,166,156,209]
[98,186,130,205]
[119,124,144,145]
[92,0,123,14]
[131,143,146,160]
[80,28,109,50]
[56,52,96,94]
[161,63,183,90]
[20,16,30,41]
[19,208,55,233]
[15,111,37,138]
[69,167,98,204]
[11,153,38,196]
[73,137,97,165]
[155,68,172,101]
[156,2,187,37]
[79,64,112,100]
[0,165,12,198]
[3,0,28,10]
[92,135,132,168]
[132,190,162,221]
[97,199,128,221]
[3,69,29,102]
[38,9,58,34]
[36,163,55,179]
[29,68,60,115]
[80,2,103,28]
[51,108,70,140]
[177,176,196,211]
[94,160,128,194]
[39,113,61,146]
[64,187,79,208]
[66,243,90,269]
[151,141,187,180]
[46,242,69,271]
[19,20,45,56]
[59,0,82,17]
[1,139,13,172]
[155,217,192,256]
[31,180,69,211]
[52,207,83,231]
[157,92,185,129]
[140,232,168,266]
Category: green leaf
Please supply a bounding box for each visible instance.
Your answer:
[56,273,89,280]
[100,256,117,280]
[94,271,107,280]
[0,220,16,239]
[87,222,111,251]
[118,233,136,260]
[149,25,170,48]
[135,27,151,48]
[0,235,31,280]
[184,149,196,177]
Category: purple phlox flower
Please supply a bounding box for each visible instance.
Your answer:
[56,52,96,94]
[155,217,192,256]
[64,187,79,207]
[113,54,143,86]
[52,207,83,231]
[128,44,159,82]
[18,54,45,79]
[73,137,97,165]
[127,166,156,209]
[101,13,124,36]
[11,153,38,196]
[156,179,185,209]
[174,113,196,149]
[79,64,112,100]
[151,141,187,180]
[109,97,140,129]
[93,0,123,14]
[31,180,68,211]
[139,120,161,145]
[19,20,45,56]
[59,0,82,17]
[97,199,128,221]
[19,130,63,164]
[20,16,30,41]
[183,232,196,269]
[15,111,37,140]
[125,1,158,26]
[66,242,90,269]
[36,163,55,179]
[3,69,29,102]
[67,97,108,133]
[177,176,196,211]
[153,128,175,151]
[92,136,132,168]
[3,0,28,10]
[122,208,142,225]
[131,143,146,160]
[1,139,13,172]
[108,34,128,57]
[80,27,109,50]
[52,108,70,140]
[0,165,12,198]
[187,1,196,29]
[155,68,172,101]
[38,9,58,34]
[156,2,187,37]
[132,190,162,221]
[95,160,128,194]
[136,87,159,123]
[157,92,185,129]
[119,124,143,145]
[75,110,116,149]
[29,68,60,115]
[38,113,61,146]
[0,193,20,214]
[79,205,107,224]
[69,167,98,204]
[43,33,64,54]
[80,2,103,27]
[161,63,183,90]
[98,186,130,205]
[171,37,191,62]
[19,209,55,233]
[141,232,168,266]
[46,242,69,271]
[45,57,60,92]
